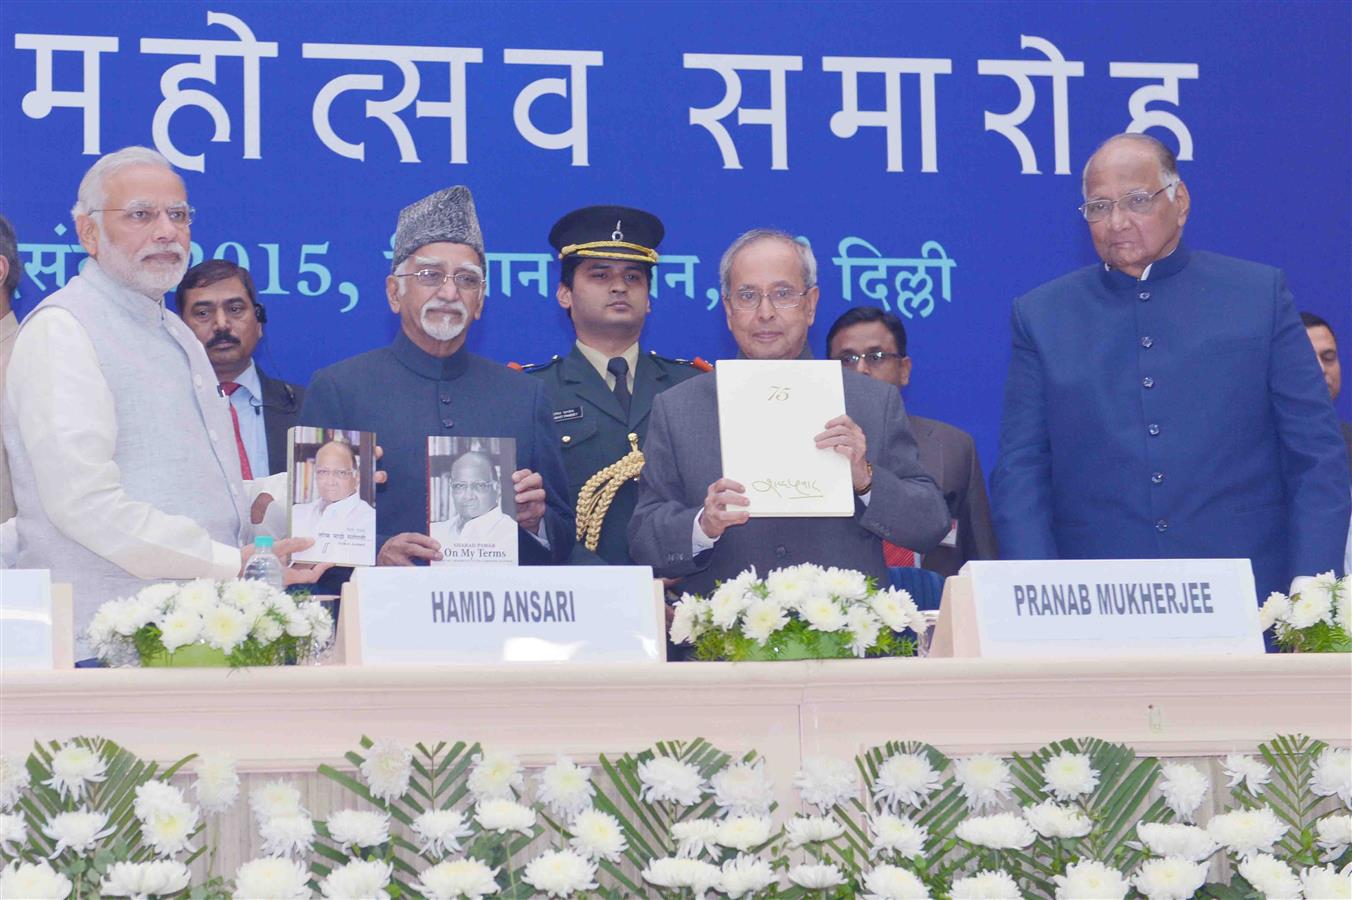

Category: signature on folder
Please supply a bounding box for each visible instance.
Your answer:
[751,477,823,500]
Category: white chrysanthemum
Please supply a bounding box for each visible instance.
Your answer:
[412,808,474,858]
[1290,580,1336,628]
[0,860,73,900]
[414,858,500,900]
[1299,863,1352,899]
[535,756,594,817]
[157,608,204,652]
[869,587,919,632]
[133,780,187,819]
[43,742,107,801]
[1312,748,1352,808]
[284,609,314,638]
[862,863,930,899]
[193,753,240,813]
[795,755,860,811]
[1316,813,1352,859]
[873,752,942,811]
[569,809,627,862]
[820,566,869,599]
[318,859,392,900]
[110,595,157,635]
[138,795,200,857]
[259,813,316,858]
[1136,822,1219,862]
[709,579,754,628]
[799,596,848,632]
[789,862,846,889]
[1237,853,1302,899]
[1041,751,1098,802]
[305,603,335,644]
[359,739,412,803]
[1206,806,1288,857]
[671,819,720,858]
[1158,763,1209,822]
[1052,860,1128,900]
[177,579,221,614]
[846,604,884,656]
[710,760,774,817]
[0,756,31,811]
[741,598,790,643]
[720,854,778,898]
[637,756,705,806]
[715,814,774,851]
[956,813,1036,850]
[1259,592,1292,630]
[641,857,721,893]
[669,594,708,645]
[326,809,390,850]
[954,754,1014,813]
[251,613,285,643]
[1130,854,1205,897]
[0,812,28,853]
[521,849,597,898]
[42,808,113,855]
[466,750,524,801]
[785,814,844,846]
[251,779,305,823]
[949,870,1023,900]
[233,856,313,899]
[764,568,811,609]
[474,799,536,835]
[201,605,250,653]
[870,812,927,858]
[1024,800,1091,838]
[1222,753,1272,794]
[100,860,191,898]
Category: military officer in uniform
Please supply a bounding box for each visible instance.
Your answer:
[522,206,707,564]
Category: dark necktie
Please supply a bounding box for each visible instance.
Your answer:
[218,382,254,480]
[607,357,631,417]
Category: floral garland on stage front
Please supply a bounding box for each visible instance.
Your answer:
[2,734,1348,899]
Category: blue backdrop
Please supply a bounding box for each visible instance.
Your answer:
[4,0,1349,472]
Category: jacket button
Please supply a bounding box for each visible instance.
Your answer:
[1155,519,1168,533]
[1138,291,1151,301]
[1151,472,1165,485]
[1148,423,1161,436]
[774,545,787,558]
[561,435,571,444]
[440,396,451,404]
[1142,376,1155,389]
[1140,336,1154,349]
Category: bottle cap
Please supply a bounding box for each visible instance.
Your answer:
[254,535,275,550]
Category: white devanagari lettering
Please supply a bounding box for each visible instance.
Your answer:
[684,53,803,170]
[977,35,1084,175]
[504,49,604,166]
[822,56,952,173]
[1109,62,1200,161]
[13,33,120,155]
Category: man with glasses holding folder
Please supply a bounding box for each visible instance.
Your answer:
[991,133,1349,603]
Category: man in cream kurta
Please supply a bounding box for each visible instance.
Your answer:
[1,148,303,657]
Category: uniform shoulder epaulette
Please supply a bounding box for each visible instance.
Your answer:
[648,350,713,372]
[509,355,563,373]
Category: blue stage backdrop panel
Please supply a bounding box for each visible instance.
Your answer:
[3,0,1349,471]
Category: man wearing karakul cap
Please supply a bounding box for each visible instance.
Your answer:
[301,185,574,565]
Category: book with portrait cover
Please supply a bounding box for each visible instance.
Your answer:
[287,426,377,566]
[428,436,518,566]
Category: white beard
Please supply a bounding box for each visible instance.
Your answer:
[97,238,188,299]
[419,299,469,342]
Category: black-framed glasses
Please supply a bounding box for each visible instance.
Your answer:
[729,286,810,310]
[450,480,495,494]
[395,268,485,293]
[836,350,905,367]
[91,204,195,228]
[1078,183,1177,222]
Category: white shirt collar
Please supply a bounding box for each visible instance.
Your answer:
[232,360,262,398]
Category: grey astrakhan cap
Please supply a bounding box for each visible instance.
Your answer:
[390,185,484,272]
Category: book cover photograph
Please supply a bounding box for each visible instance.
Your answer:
[287,427,377,566]
[428,436,518,566]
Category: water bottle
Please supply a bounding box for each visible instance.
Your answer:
[242,535,286,591]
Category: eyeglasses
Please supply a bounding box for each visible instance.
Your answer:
[451,480,495,494]
[729,287,811,310]
[92,203,195,228]
[1078,183,1177,222]
[315,468,356,479]
[836,350,905,367]
[395,268,485,293]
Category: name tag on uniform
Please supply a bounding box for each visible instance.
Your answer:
[553,407,583,423]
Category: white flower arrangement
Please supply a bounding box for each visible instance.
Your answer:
[671,563,926,661]
[1260,571,1352,652]
[86,578,335,667]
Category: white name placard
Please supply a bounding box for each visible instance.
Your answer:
[1,569,54,670]
[959,558,1263,657]
[349,566,664,665]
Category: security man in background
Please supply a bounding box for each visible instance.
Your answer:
[523,206,707,564]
